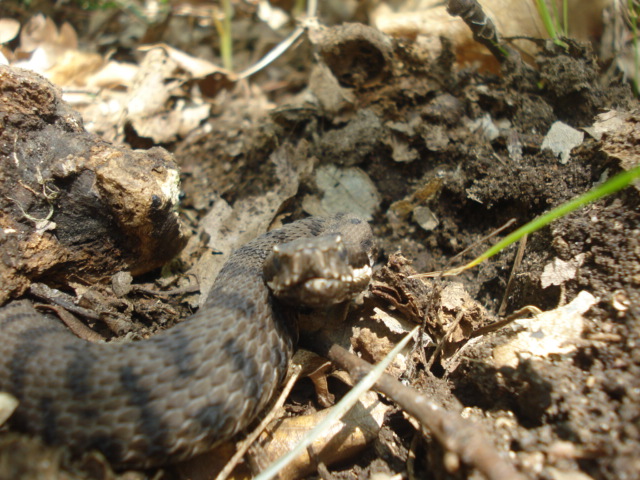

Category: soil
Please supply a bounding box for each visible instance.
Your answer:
[0,9,639,480]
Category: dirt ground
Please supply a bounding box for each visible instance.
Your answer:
[0,4,639,480]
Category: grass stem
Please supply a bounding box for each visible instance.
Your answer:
[464,164,640,270]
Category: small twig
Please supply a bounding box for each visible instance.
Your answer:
[215,364,302,480]
[12,135,19,167]
[498,234,528,316]
[407,432,420,480]
[29,283,101,321]
[38,304,106,343]
[470,305,543,338]
[426,310,464,370]
[133,283,200,297]
[411,219,516,279]
[29,283,131,337]
[312,333,526,480]
[558,283,566,307]
[237,0,318,79]
[311,455,335,480]
[449,218,517,265]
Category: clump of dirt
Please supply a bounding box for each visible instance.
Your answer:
[0,66,187,304]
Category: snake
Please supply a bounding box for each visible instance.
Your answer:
[0,214,373,468]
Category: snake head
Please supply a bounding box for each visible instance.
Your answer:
[264,233,372,308]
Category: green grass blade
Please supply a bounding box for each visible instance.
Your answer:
[536,0,558,39]
[221,0,233,71]
[465,164,640,269]
[629,0,640,96]
[535,0,568,48]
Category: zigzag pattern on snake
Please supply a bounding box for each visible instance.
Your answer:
[0,214,373,467]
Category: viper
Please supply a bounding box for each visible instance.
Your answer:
[0,214,373,467]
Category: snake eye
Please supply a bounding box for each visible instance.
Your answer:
[361,237,373,251]
[337,243,348,262]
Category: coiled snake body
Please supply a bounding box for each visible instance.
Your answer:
[0,214,373,467]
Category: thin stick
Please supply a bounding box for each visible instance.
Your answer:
[470,305,542,338]
[39,305,106,343]
[215,364,303,480]
[238,0,318,79]
[313,335,527,480]
[425,310,464,370]
[411,219,517,279]
[498,234,527,316]
[450,218,517,264]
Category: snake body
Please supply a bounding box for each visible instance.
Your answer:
[0,214,373,467]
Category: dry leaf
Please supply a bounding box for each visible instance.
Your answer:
[493,291,597,368]
[254,392,388,479]
[302,164,381,220]
[540,254,585,288]
[85,60,139,89]
[139,42,232,79]
[46,50,104,86]
[13,16,82,79]
[0,18,20,44]
[19,14,58,52]
[588,109,640,191]
[293,350,334,407]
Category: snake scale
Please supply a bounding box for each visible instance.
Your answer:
[0,214,373,467]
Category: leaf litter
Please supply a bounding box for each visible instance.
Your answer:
[0,2,639,480]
